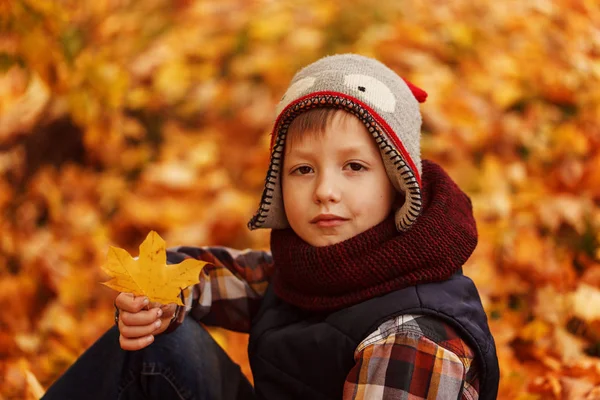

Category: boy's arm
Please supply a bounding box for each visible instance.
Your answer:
[343,315,479,400]
[166,246,274,333]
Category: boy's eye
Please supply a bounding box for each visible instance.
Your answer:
[347,162,365,171]
[293,166,313,175]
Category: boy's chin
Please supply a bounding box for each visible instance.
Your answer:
[302,231,353,247]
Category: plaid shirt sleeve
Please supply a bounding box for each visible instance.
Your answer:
[166,246,274,333]
[344,314,480,400]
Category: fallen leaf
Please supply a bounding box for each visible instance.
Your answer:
[24,368,45,399]
[551,327,586,364]
[572,284,600,322]
[101,231,206,305]
[560,377,597,400]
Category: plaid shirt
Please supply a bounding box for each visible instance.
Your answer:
[167,246,480,400]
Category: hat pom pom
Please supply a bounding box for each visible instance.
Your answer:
[402,78,428,103]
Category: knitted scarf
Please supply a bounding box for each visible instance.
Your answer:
[270,160,478,312]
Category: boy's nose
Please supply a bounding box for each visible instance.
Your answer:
[313,174,341,204]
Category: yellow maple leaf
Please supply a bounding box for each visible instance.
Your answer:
[101,231,205,305]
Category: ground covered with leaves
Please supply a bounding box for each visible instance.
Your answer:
[1,0,600,398]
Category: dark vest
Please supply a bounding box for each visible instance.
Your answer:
[248,272,499,400]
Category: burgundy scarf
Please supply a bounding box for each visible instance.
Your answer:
[270,160,478,312]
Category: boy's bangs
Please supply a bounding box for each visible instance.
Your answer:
[286,108,349,149]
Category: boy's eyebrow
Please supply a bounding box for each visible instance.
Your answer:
[285,148,315,159]
[336,145,374,158]
[287,145,376,159]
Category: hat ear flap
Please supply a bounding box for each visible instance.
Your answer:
[402,78,428,103]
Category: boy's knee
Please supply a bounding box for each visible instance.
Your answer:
[134,317,213,366]
[121,317,220,400]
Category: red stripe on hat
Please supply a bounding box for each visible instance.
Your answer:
[270,91,422,186]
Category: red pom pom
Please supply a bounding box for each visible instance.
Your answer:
[402,78,428,103]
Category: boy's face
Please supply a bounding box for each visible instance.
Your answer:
[282,112,397,247]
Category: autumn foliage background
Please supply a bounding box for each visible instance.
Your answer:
[2,0,600,398]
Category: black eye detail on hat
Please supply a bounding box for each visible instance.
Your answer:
[344,74,396,112]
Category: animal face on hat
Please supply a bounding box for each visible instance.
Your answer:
[248,54,427,233]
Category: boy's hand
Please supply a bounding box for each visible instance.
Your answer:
[115,292,178,351]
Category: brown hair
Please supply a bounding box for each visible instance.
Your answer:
[285,108,351,150]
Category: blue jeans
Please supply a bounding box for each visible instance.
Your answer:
[42,316,256,400]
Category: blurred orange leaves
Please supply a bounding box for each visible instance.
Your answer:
[1,0,600,398]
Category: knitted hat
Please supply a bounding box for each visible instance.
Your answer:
[248,54,427,232]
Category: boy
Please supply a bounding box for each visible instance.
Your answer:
[43,54,499,399]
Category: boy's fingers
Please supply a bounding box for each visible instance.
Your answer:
[119,334,154,351]
[147,302,176,314]
[119,308,162,327]
[116,293,149,313]
[145,302,176,318]
[119,319,162,339]
[148,301,166,309]
[159,303,177,319]
[113,292,132,310]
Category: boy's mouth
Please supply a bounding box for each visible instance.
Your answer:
[311,214,348,227]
